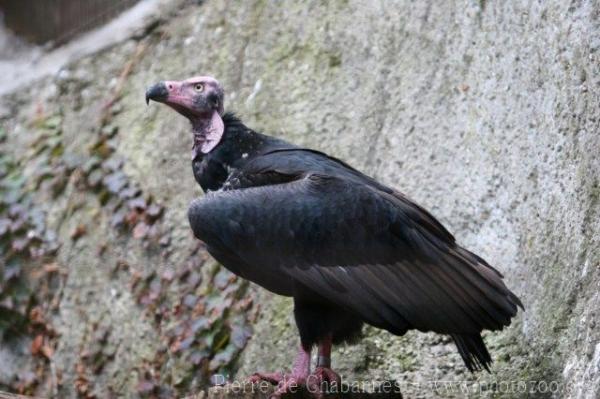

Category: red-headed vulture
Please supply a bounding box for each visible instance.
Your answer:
[146,76,523,397]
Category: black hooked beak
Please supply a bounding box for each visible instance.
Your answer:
[145,82,168,105]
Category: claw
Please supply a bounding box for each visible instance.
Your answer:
[306,367,341,397]
[248,345,312,397]
[248,371,284,385]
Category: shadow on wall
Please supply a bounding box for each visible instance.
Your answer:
[0,0,140,46]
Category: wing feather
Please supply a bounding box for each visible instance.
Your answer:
[188,173,522,336]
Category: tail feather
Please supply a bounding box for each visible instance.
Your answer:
[451,333,492,372]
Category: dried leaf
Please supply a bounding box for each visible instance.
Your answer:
[190,350,207,366]
[70,224,87,240]
[41,344,54,359]
[209,344,236,370]
[0,218,10,235]
[62,153,85,170]
[191,317,209,334]
[103,171,128,194]
[119,186,140,199]
[137,380,155,394]
[102,342,117,358]
[177,336,195,351]
[231,324,252,348]
[146,204,163,219]
[97,243,108,255]
[87,169,104,188]
[128,196,147,210]
[130,270,142,289]
[149,278,162,300]
[110,209,127,228]
[4,263,21,281]
[43,262,60,273]
[236,296,253,311]
[159,234,171,247]
[82,156,101,174]
[90,139,112,159]
[102,158,123,172]
[161,269,174,281]
[100,125,118,138]
[31,334,43,355]
[16,370,37,389]
[125,210,139,226]
[10,217,25,233]
[214,269,233,290]
[187,271,202,287]
[183,294,197,309]
[50,172,68,196]
[12,237,29,252]
[29,307,45,324]
[43,115,62,130]
[132,222,149,239]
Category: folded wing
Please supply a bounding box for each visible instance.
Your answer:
[188,173,522,338]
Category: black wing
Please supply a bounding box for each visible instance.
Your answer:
[188,172,522,337]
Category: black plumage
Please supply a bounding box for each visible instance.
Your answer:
[188,113,523,372]
[146,75,522,383]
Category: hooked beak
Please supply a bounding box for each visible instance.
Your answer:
[145,82,169,105]
[144,78,222,121]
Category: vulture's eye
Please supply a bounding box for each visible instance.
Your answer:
[194,83,204,92]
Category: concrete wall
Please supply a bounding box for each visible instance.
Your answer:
[0,1,598,398]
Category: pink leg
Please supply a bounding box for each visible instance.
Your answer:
[317,334,333,368]
[248,345,311,397]
[307,335,341,393]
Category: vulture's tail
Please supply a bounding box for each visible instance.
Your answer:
[451,333,492,372]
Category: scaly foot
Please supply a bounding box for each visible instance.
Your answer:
[307,367,341,395]
[247,345,312,398]
[248,371,307,398]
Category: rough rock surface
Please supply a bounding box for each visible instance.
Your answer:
[0,1,598,398]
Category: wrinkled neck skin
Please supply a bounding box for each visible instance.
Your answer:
[190,108,223,157]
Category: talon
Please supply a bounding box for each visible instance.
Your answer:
[248,371,284,385]
[248,345,312,396]
[307,367,341,395]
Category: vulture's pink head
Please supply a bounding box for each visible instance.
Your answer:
[146,76,225,154]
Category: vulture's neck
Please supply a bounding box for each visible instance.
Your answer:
[191,112,289,192]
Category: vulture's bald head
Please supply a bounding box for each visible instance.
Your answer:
[146,76,224,118]
[146,76,225,155]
